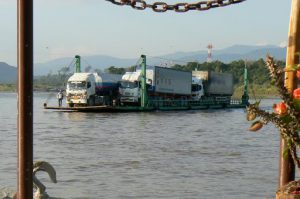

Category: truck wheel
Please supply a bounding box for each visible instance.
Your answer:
[88,97,95,106]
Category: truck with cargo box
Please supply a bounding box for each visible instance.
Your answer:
[192,71,233,96]
[119,66,193,104]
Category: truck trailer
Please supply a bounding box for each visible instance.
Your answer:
[154,66,192,96]
[119,66,197,104]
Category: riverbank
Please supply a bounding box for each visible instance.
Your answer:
[0,84,60,92]
[0,83,279,99]
[0,84,16,92]
[232,84,279,99]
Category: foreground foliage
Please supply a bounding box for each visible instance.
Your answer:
[246,55,300,194]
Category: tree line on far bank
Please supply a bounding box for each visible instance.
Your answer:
[0,58,285,93]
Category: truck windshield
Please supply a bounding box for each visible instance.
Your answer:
[192,84,202,92]
[120,81,138,89]
[68,81,86,90]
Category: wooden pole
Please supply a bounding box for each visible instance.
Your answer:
[17,0,33,198]
[278,0,300,189]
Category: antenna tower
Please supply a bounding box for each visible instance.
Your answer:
[207,43,213,63]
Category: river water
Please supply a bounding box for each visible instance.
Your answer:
[0,92,282,198]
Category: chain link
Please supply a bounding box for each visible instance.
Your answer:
[106,0,245,12]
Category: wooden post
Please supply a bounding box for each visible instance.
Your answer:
[278,0,300,190]
[17,0,33,198]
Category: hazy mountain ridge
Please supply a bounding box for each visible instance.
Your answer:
[34,55,137,76]
[34,45,286,75]
[0,62,17,83]
[175,46,286,63]
[0,45,287,83]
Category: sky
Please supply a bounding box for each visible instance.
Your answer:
[0,0,293,66]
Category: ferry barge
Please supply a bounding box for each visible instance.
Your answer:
[44,55,249,112]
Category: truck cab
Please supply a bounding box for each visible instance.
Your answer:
[66,73,96,107]
[191,76,204,100]
[119,71,142,104]
[119,70,153,104]
[119,79,140,103]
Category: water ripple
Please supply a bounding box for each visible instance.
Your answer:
[0,93,279,199]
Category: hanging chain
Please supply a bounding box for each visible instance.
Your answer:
[105,0,245,12]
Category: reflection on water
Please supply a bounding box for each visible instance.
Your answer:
[66,112,87,122]
[0,92,281,199]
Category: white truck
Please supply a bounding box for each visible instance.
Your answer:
[192,70,234,104]
[191,76,205,100]
[119,67,233,106]
[119,66,204,104]
[66,72,122,107]
[119,69,154,104]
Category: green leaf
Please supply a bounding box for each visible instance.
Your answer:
[254,100,261,108]
[280,115,293,123]
[270,79,276,85]
[283,147,290,159]
[287,138,293,147]
[286,64,298,71]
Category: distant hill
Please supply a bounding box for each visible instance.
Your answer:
[34,55,136,76]
[0,62,17,84]
[164,45,286,63]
